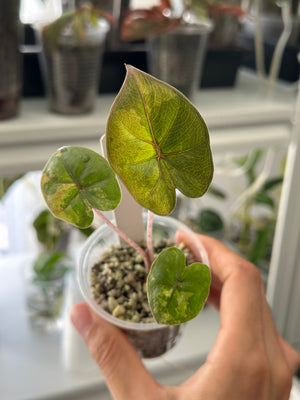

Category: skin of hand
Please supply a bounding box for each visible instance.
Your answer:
[71,233,300,400]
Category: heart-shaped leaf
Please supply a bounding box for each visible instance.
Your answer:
[147,247,211,325]
[106,65,213,216]
[41,146,121,228]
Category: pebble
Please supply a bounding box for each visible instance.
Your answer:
[112,305,125,318]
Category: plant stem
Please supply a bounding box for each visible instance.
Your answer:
[93,208,150,272]
[146,210,154,269]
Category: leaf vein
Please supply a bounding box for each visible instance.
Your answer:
[158,105,180,147]
[131,71,157,150]
[117,118,153,145]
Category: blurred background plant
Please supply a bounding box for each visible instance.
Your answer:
[227,149,284,278]
[175,185,226,240]
[24,208,73,331]
[0,175,24,200]
[33,208,71,252]
[37,1,112,114]
[174,147,285,279]
[120,0,245,42]
[241,0,299,83]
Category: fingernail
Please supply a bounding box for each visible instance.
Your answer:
[71,303,93,339]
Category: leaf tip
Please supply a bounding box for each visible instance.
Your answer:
[125,64,138,77]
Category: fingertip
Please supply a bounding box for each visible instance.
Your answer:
[71,302,93,339]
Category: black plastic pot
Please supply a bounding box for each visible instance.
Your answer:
[200,46,248,88]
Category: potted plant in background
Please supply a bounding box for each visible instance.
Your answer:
[40,65,213,357]
[226,149,284,282]
[199,0,246,88]
[207,0,245,48]
[38,2,113,114]
[0,0,22,120]
[24,209,72,331]
[120,0,213,101]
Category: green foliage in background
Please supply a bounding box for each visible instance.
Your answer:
[230,149,284,268]
[33,252,71,282]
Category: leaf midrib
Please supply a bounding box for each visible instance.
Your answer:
[127,72,197,194]
[131,71,160,156]
[59,153,87,211]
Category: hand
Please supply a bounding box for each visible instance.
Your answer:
[71,233,300,400]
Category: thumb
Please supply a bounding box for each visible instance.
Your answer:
[71,302,159,399]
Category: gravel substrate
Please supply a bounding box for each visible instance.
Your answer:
[90,238,194,323]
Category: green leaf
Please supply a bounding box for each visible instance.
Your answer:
[234,149,263,185]
[41,146,121,228]
[147,247,211,325]
[247,225,273,265]
[262,177,283,192]
[253,191,274,208]
[33,209,67,252]
[197,208,224,233]
[208,185,226,199]
[33,252,70,281]
[42,10,75,53]
[107,65,213,216]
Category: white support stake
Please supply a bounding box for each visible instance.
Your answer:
[100,135,145,244]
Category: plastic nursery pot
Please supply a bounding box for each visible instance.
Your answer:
[24,269,65,332]
[147,20,213,102]
[41,19,109,115]
[78,214,210,359]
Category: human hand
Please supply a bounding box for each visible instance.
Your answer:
[71,233,300,400]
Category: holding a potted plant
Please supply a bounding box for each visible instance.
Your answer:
[40,65,213,357]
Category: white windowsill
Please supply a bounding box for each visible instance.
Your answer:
[0,68,296,176]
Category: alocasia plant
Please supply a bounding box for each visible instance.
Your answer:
[41,65,213,325]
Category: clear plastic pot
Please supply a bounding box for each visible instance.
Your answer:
[41,18,109,115]
[24,268,65,332]
[147,20,213,101]
[78,214,209,358]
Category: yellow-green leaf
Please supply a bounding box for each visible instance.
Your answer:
[147,247,211,325]
[40,146,121,228]
[106,65,213,216]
